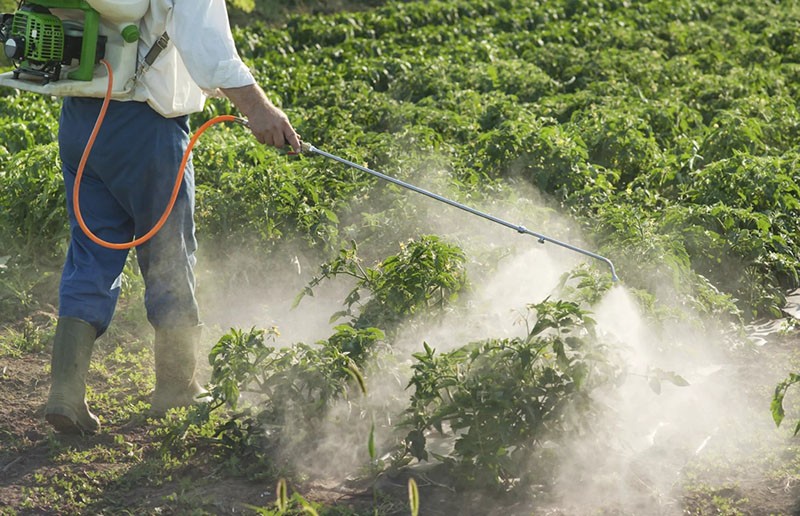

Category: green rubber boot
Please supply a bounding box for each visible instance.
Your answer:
[44,317,101,435]
[150,325,209,416]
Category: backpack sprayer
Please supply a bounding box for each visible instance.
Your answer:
[0,1,619,281]
[0,0,246,251]
[0,0,146,96]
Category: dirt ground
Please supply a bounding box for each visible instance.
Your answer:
[2,318,800,515]
[0,349,362,514]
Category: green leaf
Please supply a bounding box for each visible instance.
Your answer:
[344,362,367,395]
[322,208,339,223]
[300,500,319,516]
[276,478,288,512]
[368,421,376,460]
[772,373,800,427]
[408,477,420,516]
[772,393,786,428]
[665,372,690,387]
[226,0,254,12]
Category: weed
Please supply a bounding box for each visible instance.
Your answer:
[0,315,55,357]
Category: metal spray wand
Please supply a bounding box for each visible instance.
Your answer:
[295,142,619,282]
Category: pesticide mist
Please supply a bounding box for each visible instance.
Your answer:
[398,248,787,514]
[194,169,793,515]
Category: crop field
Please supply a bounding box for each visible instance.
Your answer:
[1,0,800,514]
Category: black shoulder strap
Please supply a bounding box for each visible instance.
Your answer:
[143,32,170,68]
[128,31,170,88]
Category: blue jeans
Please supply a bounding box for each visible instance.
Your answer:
[58,97,199,336]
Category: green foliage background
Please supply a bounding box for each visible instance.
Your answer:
[220,0,798,321]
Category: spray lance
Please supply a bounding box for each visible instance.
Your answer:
[289,142,619,282]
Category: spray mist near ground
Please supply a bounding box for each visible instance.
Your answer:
[547,285,797,515]
[197,240,354,347]
[374,185,789,514]
[195,165,795,513]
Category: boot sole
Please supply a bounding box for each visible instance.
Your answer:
[45,407,99,435]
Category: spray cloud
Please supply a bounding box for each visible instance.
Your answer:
[196,161,793,514]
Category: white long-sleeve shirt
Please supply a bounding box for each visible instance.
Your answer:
[133,0,256,117]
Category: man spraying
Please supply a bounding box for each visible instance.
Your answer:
[43,0,300,434]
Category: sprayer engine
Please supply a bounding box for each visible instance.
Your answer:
[0,0,148,97]
[1,3,105,84]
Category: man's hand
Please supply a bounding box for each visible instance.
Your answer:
[221,83,301,152]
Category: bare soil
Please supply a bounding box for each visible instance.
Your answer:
[0,348,355,514]
[2,324,800,515]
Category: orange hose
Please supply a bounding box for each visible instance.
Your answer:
[73,60,239,250]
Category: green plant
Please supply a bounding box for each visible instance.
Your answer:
[296,236,468,334]
[198,325,380,471]
[243,477,324,516]
[0,314,55,357]
[195,236,468,477]
[772,373,800,435]
[400,298,622,490]
[408,477,419,516]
